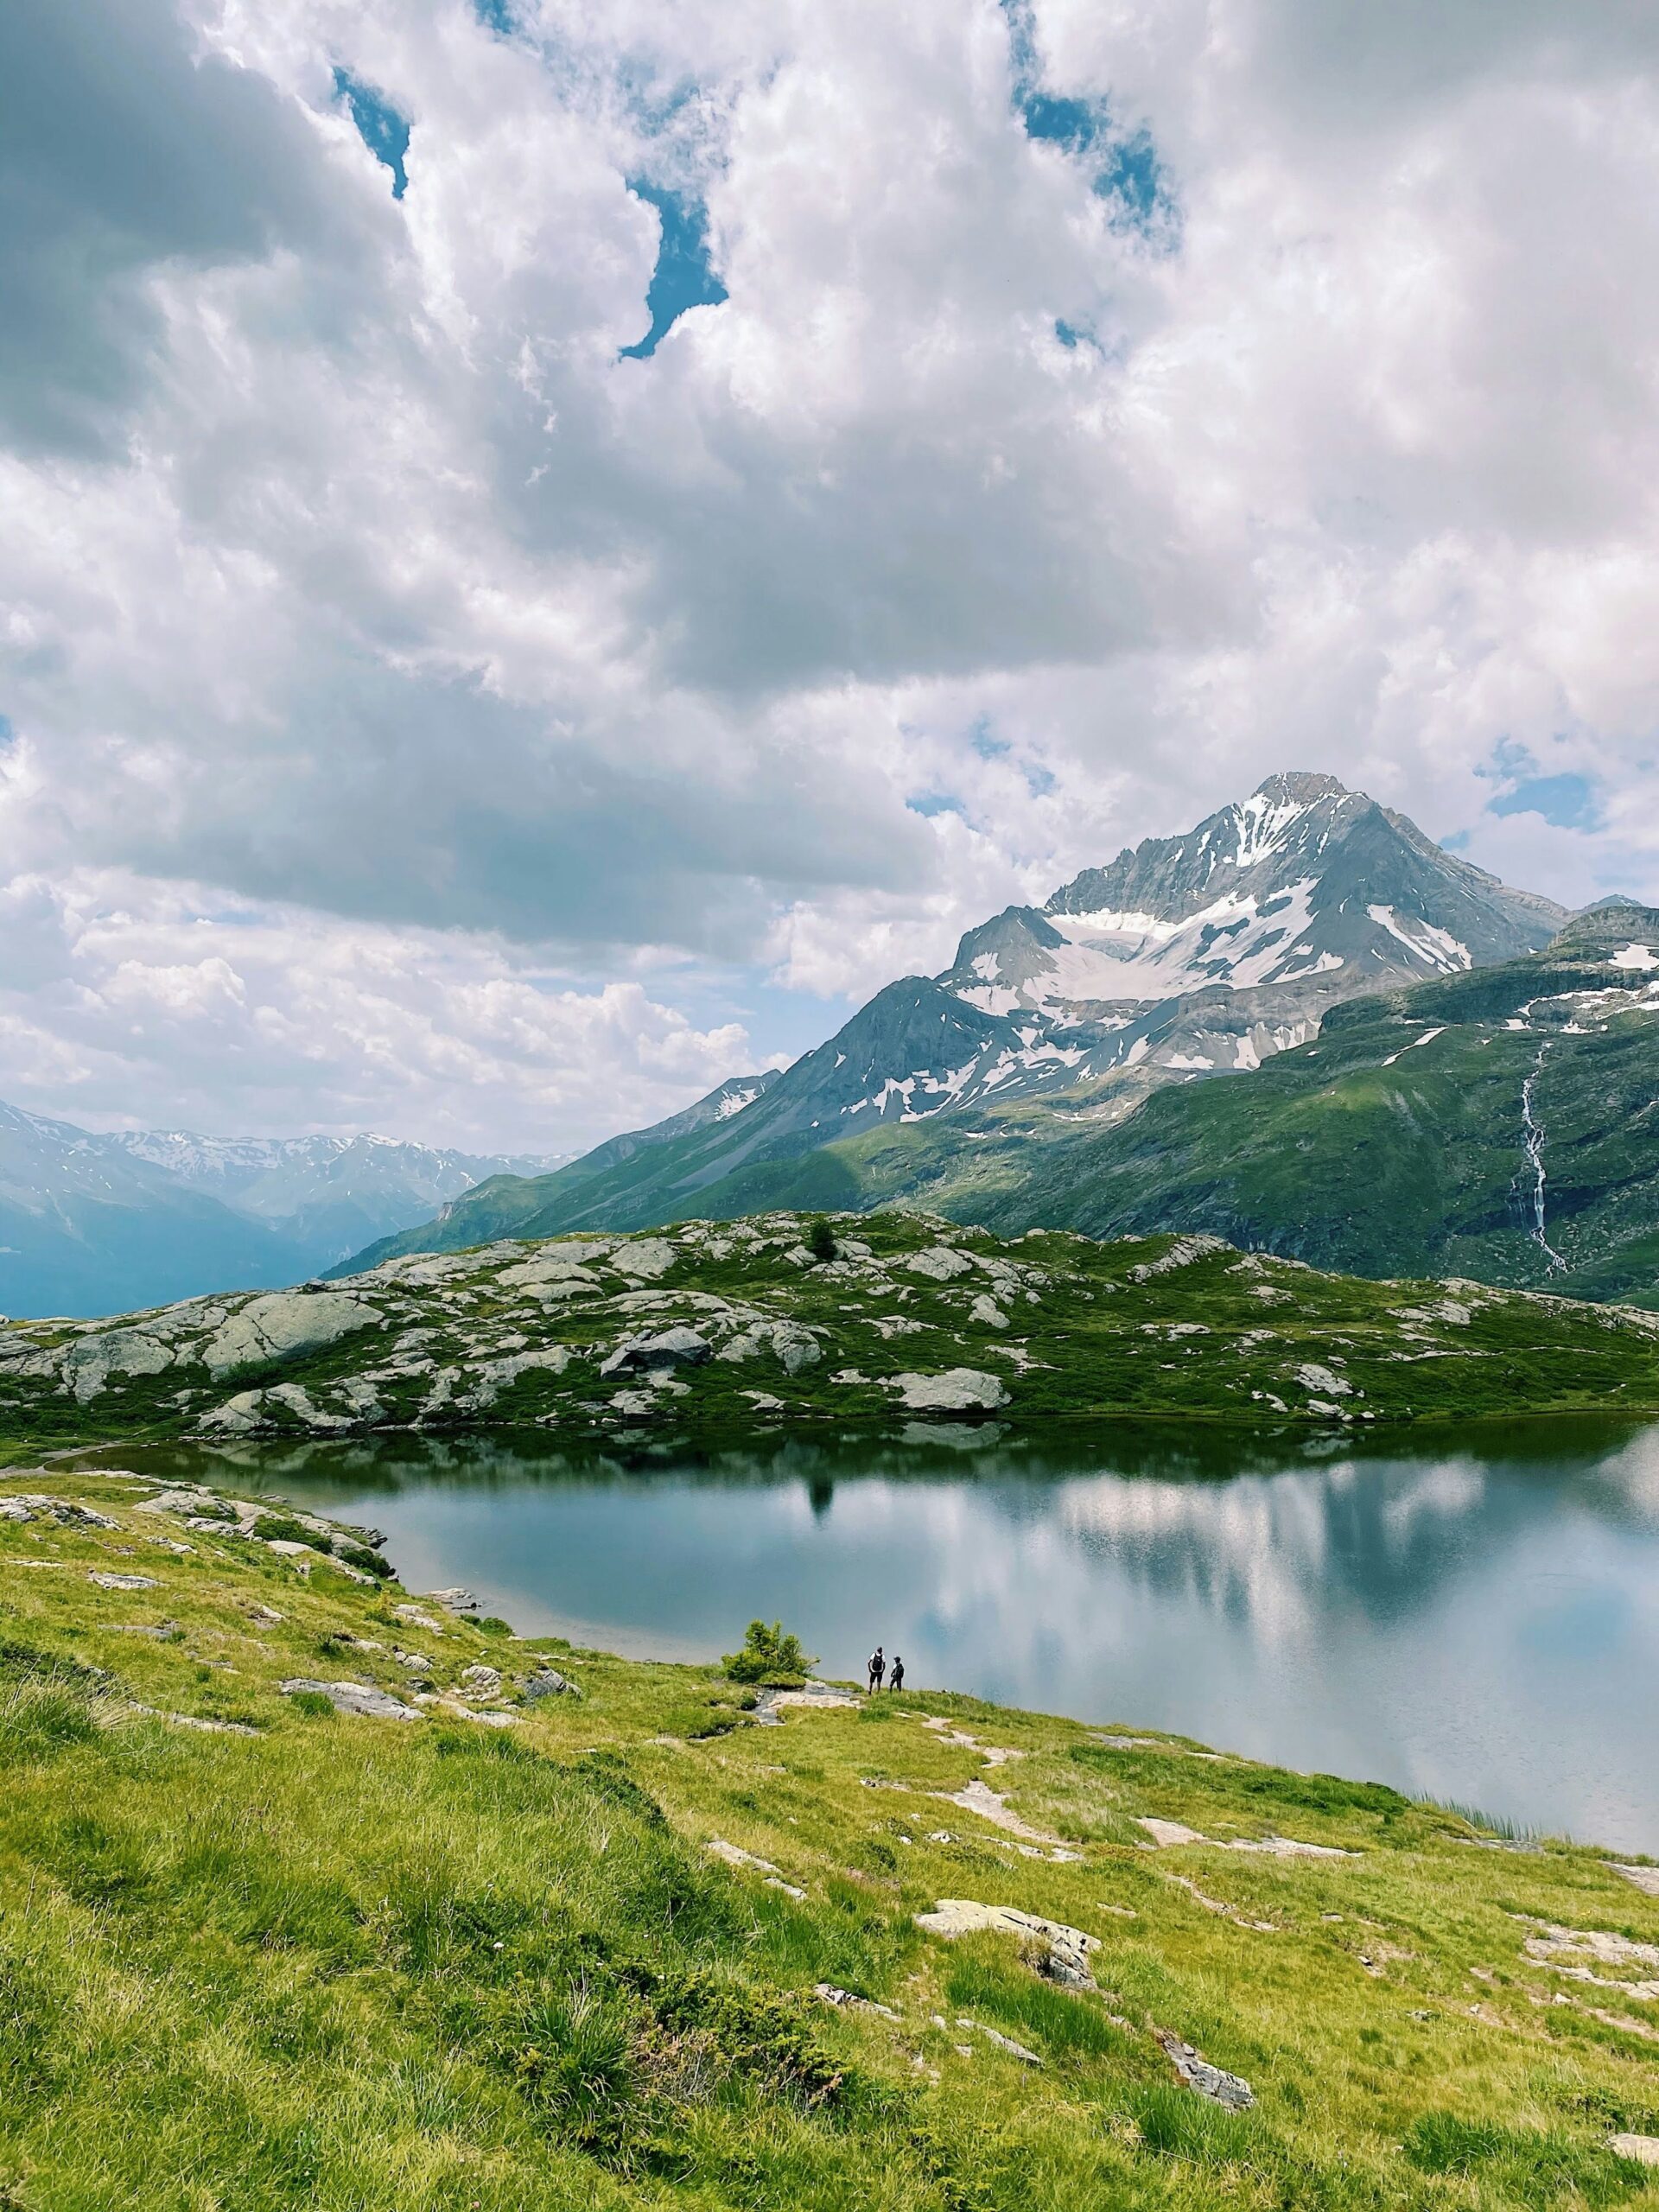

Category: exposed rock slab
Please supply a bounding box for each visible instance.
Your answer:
[200,1293,379,1376]
[1139,1816,1352,1859]
[279,1678,423,1720]
[914,1899,1097,1986]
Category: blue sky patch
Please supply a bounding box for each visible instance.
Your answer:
[334,68,410,200]
[474,0,515,33]
[906,791,966,820]
[1489,771,1600,831]
[0,715,13,747]
[1479,738,1602,831]
[1001,0,1175,238]
[969,718,1009,760]
[1020,89,1109,158]
[619,181,727,359]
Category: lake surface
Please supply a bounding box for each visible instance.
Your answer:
[103,1418,1659,1853]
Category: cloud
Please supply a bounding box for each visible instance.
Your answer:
[0,869,761,1153]
[0,0,354,455]
[0,0,1656,1139]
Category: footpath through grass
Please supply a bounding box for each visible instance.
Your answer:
[4,1465,1659,2209]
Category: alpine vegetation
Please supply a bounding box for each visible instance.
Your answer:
[3,1211,1659,1448]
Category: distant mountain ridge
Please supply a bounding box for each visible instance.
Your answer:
[341,772,1567,1271]
[0,1105,564,1318]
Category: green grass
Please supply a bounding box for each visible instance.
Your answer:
[4,1466,1659,2207]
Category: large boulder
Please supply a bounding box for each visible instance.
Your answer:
[523,1667,581,1700]
[907,1245,976,1282]
[599,1326,712,1379]
[892,1368,1010,1412]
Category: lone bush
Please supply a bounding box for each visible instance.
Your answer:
[333,1541,394,1579]
[806,1217,837,1262]
[721,1621,816,1687]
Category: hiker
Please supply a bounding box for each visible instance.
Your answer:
[868,1645,884,1694]
[888,1655,905,1694]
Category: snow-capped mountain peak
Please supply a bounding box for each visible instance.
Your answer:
[940,775,1563,1053]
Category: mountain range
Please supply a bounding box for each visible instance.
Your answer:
[346,772,1640,1288]
[0,1109,564,1318]
[20,769,1649,1319]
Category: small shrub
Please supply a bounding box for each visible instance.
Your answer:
[807,1217,837,1262]
[333,1541,393,1579]
[288,1691,334,1719]
[252,1514,314,1548]
[721,1620,816,1687]
[476,1616,513,1639]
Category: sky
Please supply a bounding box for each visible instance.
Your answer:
[3,0,1658,1155]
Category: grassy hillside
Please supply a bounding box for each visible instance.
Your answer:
[6,1212,1659,1449]
[5,1465,1659,2209]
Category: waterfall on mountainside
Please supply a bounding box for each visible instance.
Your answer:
[1520,1041,1566,1273]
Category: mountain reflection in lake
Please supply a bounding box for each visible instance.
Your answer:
[107,1419,1659,1851]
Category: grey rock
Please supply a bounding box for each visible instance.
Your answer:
[3,1494,118,1529]
[264,1382,354,1430]
[420,1588,480,1614]
[608,1237,677,1281]
[891,1368,1010,1412]
[279,1678,423,1720]
[908,1245,976,1282]
[200,1292,381,1377]
[468,1347,570,1406]
[1151,2026,1255,2110]
[197,1390,267,1436]
[523,1667,581,1700]
[816,1983,900,2021]
[90,1572,159,1591]
[599,1326,712,1379]
[460,1664,504,1700]
[62,1328,175,1403]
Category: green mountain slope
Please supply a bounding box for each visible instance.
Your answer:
[982,906,1659,1306]
[8,1210,1659,1447]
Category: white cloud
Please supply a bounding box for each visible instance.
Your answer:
[0,871,760,1153]
[0,0,1656,1141]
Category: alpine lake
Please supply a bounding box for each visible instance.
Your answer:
[83,1414,1659,1855]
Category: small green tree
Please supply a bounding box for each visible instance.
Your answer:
[806,1217,837,1262]
[721,1620,817,1686]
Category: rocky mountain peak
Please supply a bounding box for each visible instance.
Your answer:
[1248,769,1353,810]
